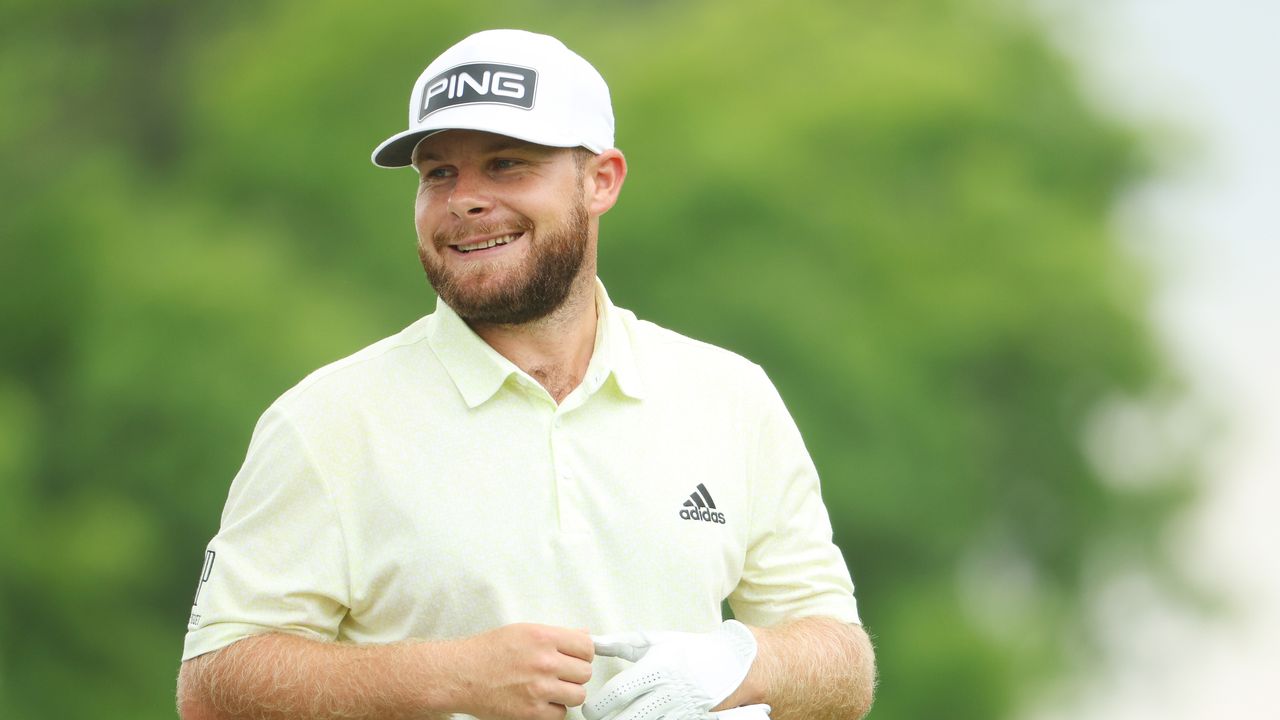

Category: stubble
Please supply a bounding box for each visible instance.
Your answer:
[419,200,591,326]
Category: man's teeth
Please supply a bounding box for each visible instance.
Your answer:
[457,234,519,253]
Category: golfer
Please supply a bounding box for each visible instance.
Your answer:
[177,29,875,720]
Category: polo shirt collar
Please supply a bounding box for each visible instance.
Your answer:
[426,279,646,409]
[589,279,647,402]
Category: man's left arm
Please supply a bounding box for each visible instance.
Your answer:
[717,616,875,720]
[719,368,874,718]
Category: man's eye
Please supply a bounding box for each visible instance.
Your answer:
[493,158,522,170]
[420,167,453,182]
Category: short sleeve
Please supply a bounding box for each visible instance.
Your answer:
[182,405,351,660]
[727,369,861,627]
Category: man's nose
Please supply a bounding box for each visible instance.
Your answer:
[447,171,493,218]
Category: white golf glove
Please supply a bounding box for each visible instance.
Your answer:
[585,620,758,720]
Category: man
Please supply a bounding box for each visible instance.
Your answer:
[177,29,875,720]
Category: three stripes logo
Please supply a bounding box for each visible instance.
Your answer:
[679,483,726,524]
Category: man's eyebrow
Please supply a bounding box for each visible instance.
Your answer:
[414,138,556,167]
[484,138,553,155]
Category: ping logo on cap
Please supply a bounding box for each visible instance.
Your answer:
[419,62,537,120]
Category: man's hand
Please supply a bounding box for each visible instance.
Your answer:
[448,623,595,720]
[584,620,757,720]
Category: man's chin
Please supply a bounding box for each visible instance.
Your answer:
[428,275,542,325]
[451,298,554,326]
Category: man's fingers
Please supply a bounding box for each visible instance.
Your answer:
[454,624,598,719]
[557,628,596,662]
[591,631,651,662]
[546,679,590,709]
[557,656,593,685]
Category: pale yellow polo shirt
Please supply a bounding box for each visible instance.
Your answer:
[183,280,859,715]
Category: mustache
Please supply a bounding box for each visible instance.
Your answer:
[432,219,535,249]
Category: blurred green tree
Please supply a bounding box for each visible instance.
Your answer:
[0,0,1187,718]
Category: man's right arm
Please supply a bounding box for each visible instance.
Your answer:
[176,624,594,720]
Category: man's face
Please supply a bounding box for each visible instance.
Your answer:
[412,130,594,325]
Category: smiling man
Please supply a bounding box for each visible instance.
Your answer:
[415,134,597,327]
[411,131,609,404]
[176,29,875,720]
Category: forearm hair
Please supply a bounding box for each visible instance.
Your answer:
[176,632,448,720]
[752,616,876,720]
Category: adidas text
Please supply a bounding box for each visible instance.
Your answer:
[679,507,726,524]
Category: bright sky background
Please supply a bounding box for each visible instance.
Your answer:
[1026,1,1280,718]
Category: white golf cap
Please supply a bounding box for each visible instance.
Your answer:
[371,29,614,168]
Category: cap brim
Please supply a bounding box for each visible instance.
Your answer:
[371,122,603,169]
[370,128,441,169]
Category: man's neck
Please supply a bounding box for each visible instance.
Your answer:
[468,273,599,404]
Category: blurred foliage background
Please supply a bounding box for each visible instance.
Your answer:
[0,0,1195,717]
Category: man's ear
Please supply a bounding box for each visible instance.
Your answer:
[585,149,627,217]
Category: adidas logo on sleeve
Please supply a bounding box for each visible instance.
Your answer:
[678,483,726,524]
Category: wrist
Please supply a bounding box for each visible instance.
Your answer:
[714,624,770,710]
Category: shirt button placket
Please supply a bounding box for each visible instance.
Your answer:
[550,414,587,533]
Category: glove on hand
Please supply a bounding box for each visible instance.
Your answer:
[585,620,758,720]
